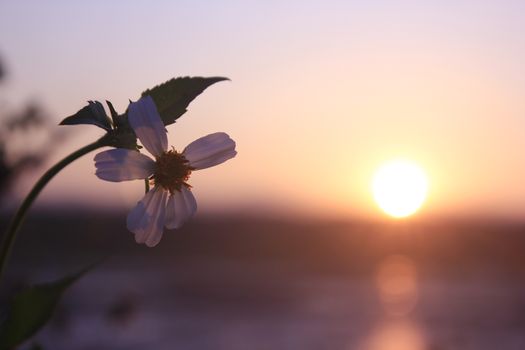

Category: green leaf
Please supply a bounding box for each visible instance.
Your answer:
[27,343,43,350]
[59,101,112,131]
[105,100,119,121]
[0,266,92,350]
[141,76,229,126]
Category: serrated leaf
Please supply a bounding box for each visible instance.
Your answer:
[141,76,229,126]
[0,266,93,349]
[59,101,112,131]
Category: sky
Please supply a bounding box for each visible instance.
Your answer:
[2,0,525,220]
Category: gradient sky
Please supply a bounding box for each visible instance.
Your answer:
[2,0,525,219]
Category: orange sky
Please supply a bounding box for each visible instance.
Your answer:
[2,1,525,220]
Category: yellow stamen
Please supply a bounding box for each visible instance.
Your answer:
[153,149,193,193]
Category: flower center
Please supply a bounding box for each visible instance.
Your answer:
[153,149,193,193]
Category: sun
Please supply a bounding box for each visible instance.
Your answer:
[372,159,429,218]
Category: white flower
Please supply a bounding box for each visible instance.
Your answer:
[94,96,236,247]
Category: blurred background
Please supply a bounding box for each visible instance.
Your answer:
[1,1,525,349]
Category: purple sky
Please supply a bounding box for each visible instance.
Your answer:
[2,0,525,219]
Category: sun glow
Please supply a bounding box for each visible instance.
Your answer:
[372,159,428,218]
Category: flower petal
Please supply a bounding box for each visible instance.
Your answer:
[94,149,155,182]
[128,95,168,157]
[183,132,237,170]
[126,186,168,247]
[165,186,197,229]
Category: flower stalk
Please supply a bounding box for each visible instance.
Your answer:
[0,134,112,283]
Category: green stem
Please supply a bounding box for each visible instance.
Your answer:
[0,135,111,283]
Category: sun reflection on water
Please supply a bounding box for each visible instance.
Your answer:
[357,254,425,350]
[376,255,419,316]
[359,320,425,350]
